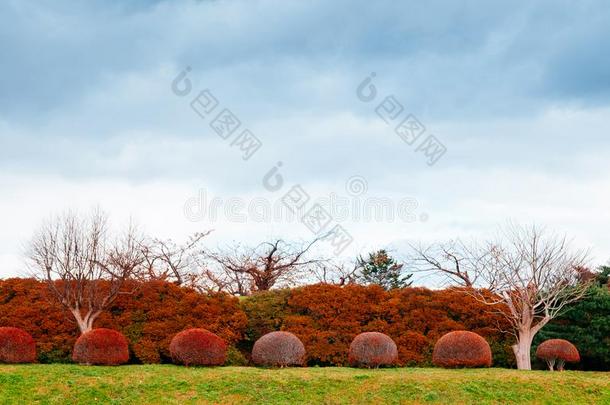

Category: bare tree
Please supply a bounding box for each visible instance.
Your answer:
[198,264,253,296]
[414,224,591,370]
[27,210,147,334]
[410,239,491,288]
[141,231,211,286]
[311,260,360,286]
[476,225,590,369]
[203,238,324,295]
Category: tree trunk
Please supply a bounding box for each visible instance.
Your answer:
[512,330,534,370]
[71,309,100,334]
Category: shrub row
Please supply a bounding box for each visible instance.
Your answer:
[0,279,519,366]
[1,327,504,369]
[2,325,582,370]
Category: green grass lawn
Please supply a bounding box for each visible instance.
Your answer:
[0,365,608,404]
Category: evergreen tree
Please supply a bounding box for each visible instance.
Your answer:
[356,250,412,290]
[535,269,610,370]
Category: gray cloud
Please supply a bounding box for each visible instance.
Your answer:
[0,0,609,276]
[2,0,610,123]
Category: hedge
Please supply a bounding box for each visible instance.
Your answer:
[0,279,515,366]
[0,278,247,363]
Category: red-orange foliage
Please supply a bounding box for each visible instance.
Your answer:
[0,278,514,367]
[432,330,492,368]
[282,284,512,366]
[251,331,305,367]
[95,281,247,363]
[0,278,78,362]
[0,278,247,363]
[0,327,37,363]
[284,284,388,366]
[348,332,397,368]
[72,328,129,365]
[536,339,580,371]
[169,328,227,366]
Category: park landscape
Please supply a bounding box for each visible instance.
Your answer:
[2,1,610,404]
[1,213,610,404]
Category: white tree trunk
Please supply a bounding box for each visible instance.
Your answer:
[512,330,534,370]
[71,309,99,334]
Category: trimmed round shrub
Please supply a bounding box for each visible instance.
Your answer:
[536,339,580,371]
[432,330,492,368]
[0,327,36,363]
[252,331,305,367]
[349,332,398,368]
[72,328,129,365]
[169,328,227,366]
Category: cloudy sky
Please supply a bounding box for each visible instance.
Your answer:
[1,0,609,278]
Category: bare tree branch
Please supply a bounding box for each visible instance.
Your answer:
[141,231,212,285]
[311,260,360,286]
[409,239,491,288]
[201,237,325,295]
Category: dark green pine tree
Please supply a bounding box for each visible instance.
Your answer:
[356,249,412,290]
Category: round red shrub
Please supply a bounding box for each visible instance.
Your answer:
[348,332,398,368]
[169,328,227,366]
[72,328,129,365]
[251,331,305,367]
[432,330,492,368]
[536,339,580,371]
[0,327,36,363]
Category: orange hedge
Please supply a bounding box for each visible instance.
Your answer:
[265,284,515,367]
[0,278,76,362]
[95,280,247,363]
[0,279,515,367]
[0,278,247,363]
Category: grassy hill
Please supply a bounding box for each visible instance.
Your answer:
[0,365,608,404]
